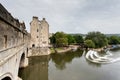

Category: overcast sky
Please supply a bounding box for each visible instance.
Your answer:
[1,0,120,34]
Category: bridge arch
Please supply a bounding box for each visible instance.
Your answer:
[0,73,13,80]
[19,52,25,68]
[2,76,11,80]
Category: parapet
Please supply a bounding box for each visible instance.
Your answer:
[33,16,38,20]
[0,3,28,34]
[0,3,20,28]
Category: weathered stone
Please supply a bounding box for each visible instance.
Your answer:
[30,16,49,48]
[0,3,50,80]
[0,3,30,80]
[30,16,49,56]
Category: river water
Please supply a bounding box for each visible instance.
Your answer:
[19,49,120,80]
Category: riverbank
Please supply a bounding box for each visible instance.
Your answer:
[93,48,104,52]
[50,45,80,53]
[85,47,105,53]
[92,45,120,52]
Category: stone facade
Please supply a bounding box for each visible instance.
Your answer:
[30,17,49,48]
[0,3,30,80]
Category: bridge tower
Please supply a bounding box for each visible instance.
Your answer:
[30,17,49,48]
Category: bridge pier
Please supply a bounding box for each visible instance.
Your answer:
[19,57,28,68]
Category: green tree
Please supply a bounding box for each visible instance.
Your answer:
[67,34,76,45]
[50,35,56,44]
[56,38,68,47]
[109,36,120,45]
[73,35,84,44]
[85,31,108,48]
[50,32,68,47]
[84,39,95,48]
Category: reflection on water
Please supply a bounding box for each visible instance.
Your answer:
[50,49,84,70]
[19,56,50,80]
[19,49,120,80]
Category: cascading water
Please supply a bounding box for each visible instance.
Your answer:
[86,50,120,64]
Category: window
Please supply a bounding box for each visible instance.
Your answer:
[32,44,35,47]
[4,35,7,48]
[37,36,39,38]
[37,29,39,32]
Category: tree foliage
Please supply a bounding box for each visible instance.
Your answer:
[108,36,120,45]
[73,35,84,44]
[85,31,108,48]
[50,32,84,47]
[50,32,68,47]
[49,35,56,44]
[50,31,120,48]
[67,34,76,45]
[84,39,95,48]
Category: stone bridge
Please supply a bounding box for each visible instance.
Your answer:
[0,3,30,80]
[0,43,29,80]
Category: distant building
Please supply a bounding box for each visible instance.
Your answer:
[30,16,49,48]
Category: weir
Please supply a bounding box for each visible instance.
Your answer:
[86,50,120,64]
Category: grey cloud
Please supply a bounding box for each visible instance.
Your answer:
[1,0,120,34]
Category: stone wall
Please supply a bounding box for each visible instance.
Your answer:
[0,3,30,51]
[28,47,50,56]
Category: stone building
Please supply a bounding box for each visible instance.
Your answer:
[30,16,49,48]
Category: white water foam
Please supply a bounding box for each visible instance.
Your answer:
[86,50,120,64]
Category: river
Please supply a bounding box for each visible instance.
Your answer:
[19,49,120,80]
